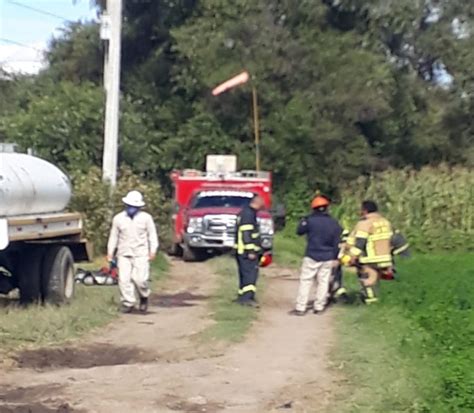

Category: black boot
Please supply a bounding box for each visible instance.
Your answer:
[120,305,133,314]
[139,297,148,313]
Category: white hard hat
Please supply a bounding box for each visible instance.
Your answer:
[122,190,145,207]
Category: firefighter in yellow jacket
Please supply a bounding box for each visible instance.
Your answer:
[341,200,395,304]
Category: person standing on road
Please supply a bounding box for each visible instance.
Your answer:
[107,190,159,314]
[235,194,265,307]
[291,195,342,315]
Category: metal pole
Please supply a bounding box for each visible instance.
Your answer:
[252,85,260,172]
[102,0,122,187]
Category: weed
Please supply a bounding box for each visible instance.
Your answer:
[199,257,259,343]
[273,233,473,412]
[0,255,168,354]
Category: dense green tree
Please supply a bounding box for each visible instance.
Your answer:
[0,82,104,171]
[0,0,472,200]
[46,22,103,84]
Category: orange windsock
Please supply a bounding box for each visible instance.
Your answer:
[212,71,250,96]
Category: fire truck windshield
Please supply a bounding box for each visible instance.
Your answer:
[192,191,254,209]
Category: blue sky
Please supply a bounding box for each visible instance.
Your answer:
[0,0,97,73]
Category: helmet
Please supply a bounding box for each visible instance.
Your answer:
[259,253,273,267]
[311,195,330,209]
[122,190,145,207]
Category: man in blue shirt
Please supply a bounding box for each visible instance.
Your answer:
[291,195,342,315]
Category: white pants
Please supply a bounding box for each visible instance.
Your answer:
[117,256,151,307]
[295,257,333,312]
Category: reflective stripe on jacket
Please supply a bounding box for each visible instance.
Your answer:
[235,205,261,255]
[347,213,393,267]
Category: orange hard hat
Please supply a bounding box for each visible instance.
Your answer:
[259,253,273,267]
[311,195,330,209]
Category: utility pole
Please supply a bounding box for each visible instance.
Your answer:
[251,85,260,172]
[101,0,122,187]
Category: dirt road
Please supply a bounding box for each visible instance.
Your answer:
[0,259,336,413]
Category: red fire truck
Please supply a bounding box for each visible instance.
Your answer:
[170,155,274,261]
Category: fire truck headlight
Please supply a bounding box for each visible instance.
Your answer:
[187,217,203,233]
[258,218,274,235]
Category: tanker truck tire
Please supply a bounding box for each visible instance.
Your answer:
[18,246,45,305]
[41,246,75,305]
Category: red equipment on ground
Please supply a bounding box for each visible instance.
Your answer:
[259,253,273,267]
[170,155,275,262]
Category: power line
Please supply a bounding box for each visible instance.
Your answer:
[0,59,43,63]
[7,0,70,22]
[0,38,44,52]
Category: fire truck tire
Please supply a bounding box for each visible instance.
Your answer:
[182,244,206,262]
[41,246,75,305]
[169,243,183,257]
[18,246,45,305]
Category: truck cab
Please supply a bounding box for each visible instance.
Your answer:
[170,156,274,261]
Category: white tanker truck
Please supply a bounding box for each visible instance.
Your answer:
[0,143,90,305]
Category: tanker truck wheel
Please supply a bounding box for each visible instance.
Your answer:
[18,246,45,305]
[41,246,75,305]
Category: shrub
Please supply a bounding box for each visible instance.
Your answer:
[69,167,171,254]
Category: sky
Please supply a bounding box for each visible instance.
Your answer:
[0,0,97,74]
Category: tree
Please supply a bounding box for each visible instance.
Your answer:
[0,0,472,200]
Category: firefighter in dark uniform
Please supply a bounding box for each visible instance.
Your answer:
[235,195,265,307]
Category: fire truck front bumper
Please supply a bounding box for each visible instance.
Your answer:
[184,233,273,251]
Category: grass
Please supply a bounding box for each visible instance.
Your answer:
[273,225,305,267]
[199,256,260,343]
[0,253,169,354]
[331,254,474,413]
[273,232,474,412]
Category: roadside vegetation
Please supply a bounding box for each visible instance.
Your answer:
[200,257,259,343]
[332,254,474,413]
[0,255,168,355]
[274,233,474,412]
[1,2,473,207]
[335,166,474,252]
[71,167,171,253]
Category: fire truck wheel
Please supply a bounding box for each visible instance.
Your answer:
[182,245,206,262]
[42,246,75,305]
[18,246,45,305]
[169,243,183,257]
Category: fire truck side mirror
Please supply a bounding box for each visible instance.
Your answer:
[271,203,286,231]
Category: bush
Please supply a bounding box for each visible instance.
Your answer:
[69,167,171,254]
[335,165,474,252]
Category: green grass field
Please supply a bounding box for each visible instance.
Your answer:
[199,256,259,343]
[0,254,168,354]
[273,233,474,413]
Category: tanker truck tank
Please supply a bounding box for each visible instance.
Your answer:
[0,153,72,217]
